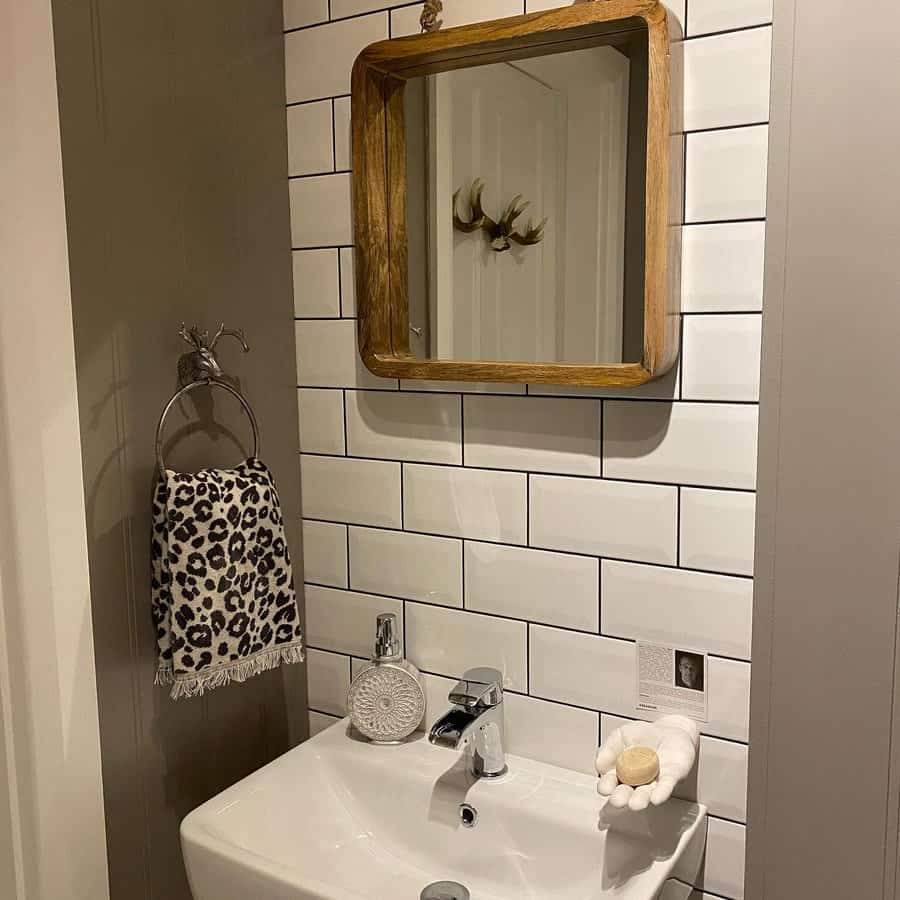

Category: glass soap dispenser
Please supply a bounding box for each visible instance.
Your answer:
[347,613,425,744]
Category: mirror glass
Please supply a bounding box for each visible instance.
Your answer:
[402,43,646,366]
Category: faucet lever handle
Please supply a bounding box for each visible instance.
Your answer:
[449,667,504,708]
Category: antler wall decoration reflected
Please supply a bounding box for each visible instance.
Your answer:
[420,0,443,32]
[452,179,548,253]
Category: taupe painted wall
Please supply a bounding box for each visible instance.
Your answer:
[50,2,305,898]
[748,0,900,896]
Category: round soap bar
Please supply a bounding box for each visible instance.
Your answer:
[615,747,660,787]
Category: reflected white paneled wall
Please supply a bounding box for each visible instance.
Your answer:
[285,3,769,898]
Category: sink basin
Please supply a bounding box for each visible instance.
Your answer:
[181,718,707,900]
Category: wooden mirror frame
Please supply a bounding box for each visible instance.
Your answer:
[351,0,682,386]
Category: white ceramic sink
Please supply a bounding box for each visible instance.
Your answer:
[181,719,707,900]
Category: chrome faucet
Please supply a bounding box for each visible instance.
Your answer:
[428,667,507,778]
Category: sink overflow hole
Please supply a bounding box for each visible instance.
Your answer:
[421,881,471,900]
[458,803,478,828]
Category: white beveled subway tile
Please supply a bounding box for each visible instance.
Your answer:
[688,0,773,36]
[684,28,771,132]
[405,603,528,692]
[285,13,387,102]
[293,249,340,318]
[418,671,459,732]
[284,0,328,31]
[530,627,636,717]
[349,527,462,607]
[401,379,526,395]
[392,0,522,37]
[464,395,602,476]
[339,248,356,317]
[530,476,678,565]
[305,585,403,657]
[657,882,694,900]
[331,0,419,19]
[298,388,345,454]
[527,362,680,400]
[465,542,599,632]
[302,520,348,588]
[602,560,753,662]
[707,656,750,742]
[404,464,527,543]
[307,648,351,716]
[309,710,341,737]
[290,173,352,248]
[301,455,401,527]
[532,626,750,741]
[346,390,461,464]
[505,694,599,775]
[700,818,746,899]
[694,737,749,823]
[681,488,756,576]
[685,125,768,223]
[287,101,333,176]
[526,0,685,31]
[296,320,397,389]
[682,222,766,313]
[603,402,759,490]
[602,715,749,822]
[333,96,351,171]
[682,314,762,402]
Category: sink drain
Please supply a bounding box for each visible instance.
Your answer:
[420,881,470,900]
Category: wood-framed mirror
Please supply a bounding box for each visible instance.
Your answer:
[351,1,682,387]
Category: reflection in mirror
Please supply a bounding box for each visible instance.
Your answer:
[403,43,646,366]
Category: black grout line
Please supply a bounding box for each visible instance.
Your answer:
[289,169,351,181]
[344,522,351,588]
[599,399,605,477]
[686,20,772,41]
[286,93,351,108]
[684,216,766,227]
[526,622,531,693]
[291,242,354,251]
[340,389,349,455]
[305,646,750,751]
[525,474,531,546]
[300,451,760,493]
[460,539,466,609]
[459,395,465,466]
[330,98,338,170]
[597,556,603,635]
[685,119,769,137]
[291,310,762,324]
[300,517,756,578]
[284,2,771,40]
[676,485,682,566]
[305,582,754,666]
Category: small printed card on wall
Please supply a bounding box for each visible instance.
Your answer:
[635,641,708,722]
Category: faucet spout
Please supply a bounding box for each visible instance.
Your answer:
[428,709,479,750]
[427,667,507,779]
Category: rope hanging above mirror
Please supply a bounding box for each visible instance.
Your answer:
[420,0,443,32]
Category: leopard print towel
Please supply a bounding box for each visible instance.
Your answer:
[151,457,304,699]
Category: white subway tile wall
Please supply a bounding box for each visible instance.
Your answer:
[286,4,770,897]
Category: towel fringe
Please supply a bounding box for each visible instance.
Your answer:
[156,643,305,700]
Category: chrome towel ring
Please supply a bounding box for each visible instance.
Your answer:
[155,378,259,477]
[155,323,259,477]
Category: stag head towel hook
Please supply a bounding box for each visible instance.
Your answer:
[453,179,548,253]
[177,322,250,385]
